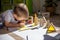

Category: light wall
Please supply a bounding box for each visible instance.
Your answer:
[56,1,60,14]
[32,0,45,12]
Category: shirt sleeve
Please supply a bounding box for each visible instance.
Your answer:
[3,10,12,22]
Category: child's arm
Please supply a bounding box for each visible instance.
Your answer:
[4,21,25,28]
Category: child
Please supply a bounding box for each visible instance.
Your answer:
[1,3,29,28]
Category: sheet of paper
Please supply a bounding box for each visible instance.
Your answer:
[13,30,29,40]
[47,33,58,37]
[13,28,47,40]
[0,34,15,40]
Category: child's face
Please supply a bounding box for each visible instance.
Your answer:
[17,16,26,21]
[14,13,26,21]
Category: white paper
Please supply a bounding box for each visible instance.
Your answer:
[13,28,47,40]
[0,34,15,40]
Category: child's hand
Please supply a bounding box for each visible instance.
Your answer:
[18,22,25,28]
[19,20,26,27]
[20,22,25,26]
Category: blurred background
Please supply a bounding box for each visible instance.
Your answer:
[1,0,60,15]
[0,0,60,26]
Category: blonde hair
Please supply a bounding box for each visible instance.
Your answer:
[13,3,29,19]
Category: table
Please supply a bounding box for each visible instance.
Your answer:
[0,27,46,40]
[0,26,59,40]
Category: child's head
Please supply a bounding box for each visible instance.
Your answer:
[13,3,29,19]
